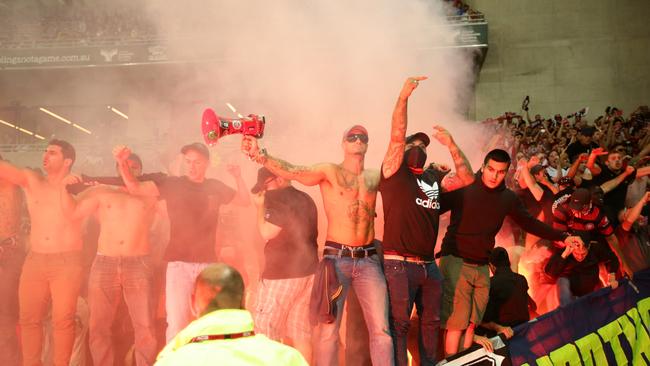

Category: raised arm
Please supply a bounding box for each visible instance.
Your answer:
[586,147,606,176]
[517,157,544,201]
[241,136,327,187]
[0,160,30,188]
[113,145,160,197]
[600,166,635,194]
[382,76,427,179]
[433,125,474,192]
[621,192,650,231]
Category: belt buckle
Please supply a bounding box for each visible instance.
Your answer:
[340,248,351,258]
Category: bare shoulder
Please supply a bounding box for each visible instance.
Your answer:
[364,169,381,190]
[77,185,113,199]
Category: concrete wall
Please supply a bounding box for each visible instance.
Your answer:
[467,0,650,120]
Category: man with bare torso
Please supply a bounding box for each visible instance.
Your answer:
[113,142,250,342]
[69,153,157,366]
[0,140,84,366]
[0,154,25,366]
[241,128,393,366]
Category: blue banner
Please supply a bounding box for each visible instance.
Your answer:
[509,269,650,365]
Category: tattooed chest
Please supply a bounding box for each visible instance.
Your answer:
[346,199,375,224]
[334,169,378,196]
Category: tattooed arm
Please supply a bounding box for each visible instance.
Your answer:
[382,76,427,179]
[241,136,328,186]
[433,126,474,192]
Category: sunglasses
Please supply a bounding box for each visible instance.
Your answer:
[346,134,369,143]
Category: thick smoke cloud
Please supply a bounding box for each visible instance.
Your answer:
[137,0,479,169]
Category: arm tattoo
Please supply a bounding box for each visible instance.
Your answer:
[383,99,408,177]
[443,145,473,191]
[265,155,314,179]
[382,144,404,177]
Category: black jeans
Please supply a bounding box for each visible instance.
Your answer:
[383,259,442,366]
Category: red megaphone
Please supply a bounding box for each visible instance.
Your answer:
[201,108,266,146]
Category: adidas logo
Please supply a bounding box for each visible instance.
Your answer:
[416,179,440,209]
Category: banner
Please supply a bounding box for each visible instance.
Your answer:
[509,269,650,365]
[0,41,217,70]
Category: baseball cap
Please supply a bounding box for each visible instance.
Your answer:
[180,142,210,160]
[580,126,595,137]
[342,125,369,141]
[251,167,277,194]
[569,188,591,210]
[405,132,430,147]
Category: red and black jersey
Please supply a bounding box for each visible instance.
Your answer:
[552,194,614,244]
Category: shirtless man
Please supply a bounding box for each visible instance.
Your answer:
[0,140,84,366]
[241,128,393,366]
[113,142,249,342]
[0,154,25,366]
[68,153,157,366]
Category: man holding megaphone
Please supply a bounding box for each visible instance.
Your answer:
[241,127,394,366]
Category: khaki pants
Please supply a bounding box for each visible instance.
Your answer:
[440,255,490,331]
[19,251,83,366]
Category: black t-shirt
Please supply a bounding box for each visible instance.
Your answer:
[157,176,236,262]
[379,161,444,259]
[440,175,567,264]
[592,166,637,225]
[565,141,599,162]
[262,186,319,279]
[482,267,531,328]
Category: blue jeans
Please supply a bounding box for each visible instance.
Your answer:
[88,255,157,366]
[314,254,393,366]
[384,260,442,366]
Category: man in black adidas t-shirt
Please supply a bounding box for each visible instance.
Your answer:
[379,76,475,365]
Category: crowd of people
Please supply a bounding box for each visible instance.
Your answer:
[0,1,156,48]
[0,77,648,366]
[0,0,482,48]
[477,100,650,314]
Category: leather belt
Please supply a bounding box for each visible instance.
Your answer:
[383,254,435,264]
[323,247,377,258]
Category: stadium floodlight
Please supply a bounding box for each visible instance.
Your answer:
[39,107,72,124]
[108,106,129,120]
[40,107,92,135]
[0,119,45,140]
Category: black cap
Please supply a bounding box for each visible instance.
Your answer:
[580,126,595,137]
[180,142,210,160]
[251,167,276,194]
[569,188,591,210]
[405,132,430,147]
